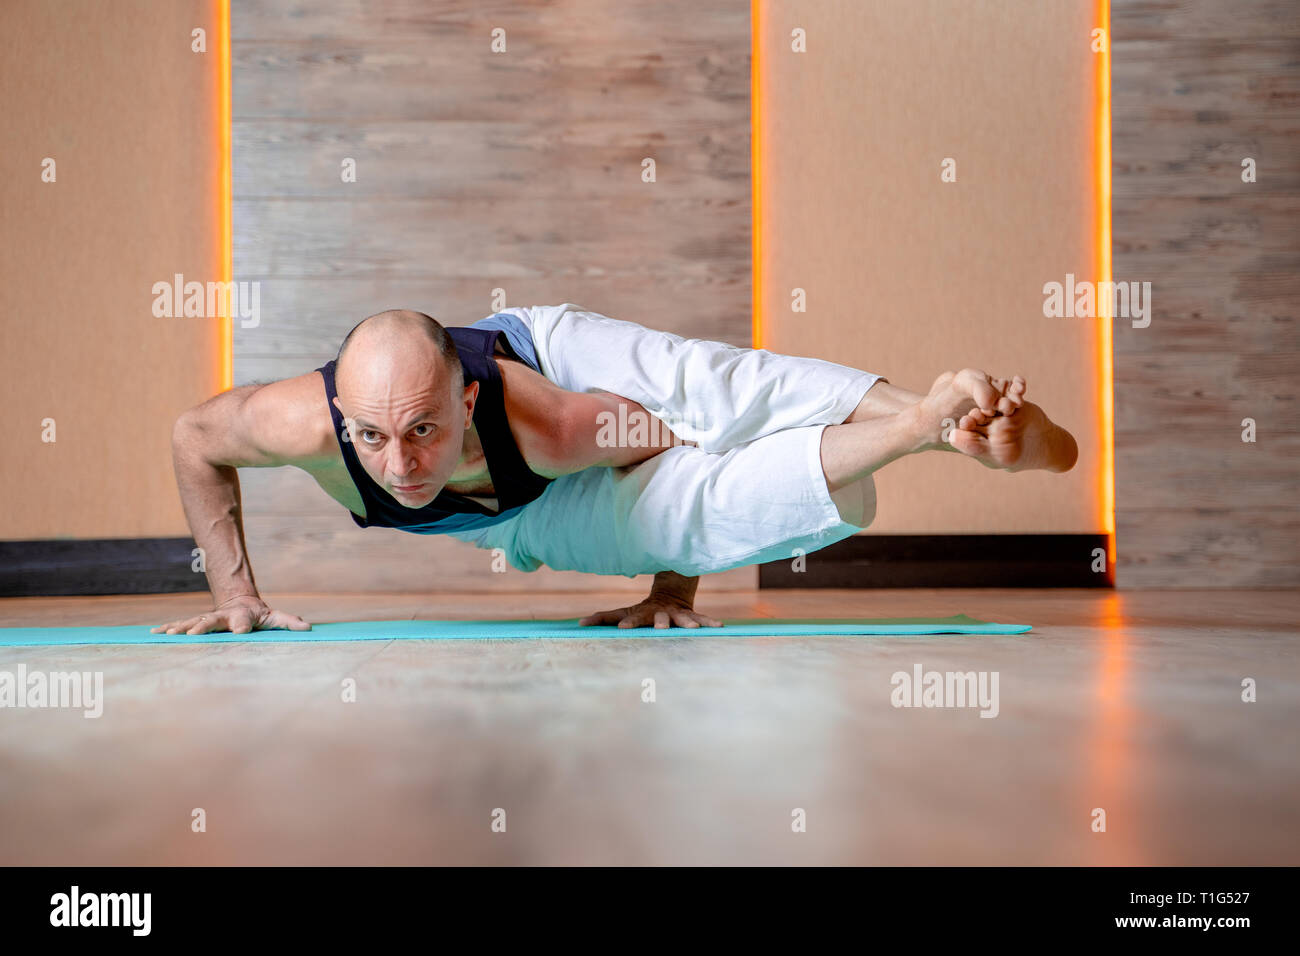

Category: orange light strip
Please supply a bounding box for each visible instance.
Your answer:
[750,0,763,348]
[1095,0,1115,551]
[218,0,232,391]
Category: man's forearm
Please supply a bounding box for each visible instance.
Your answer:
[171,417,261,606]
[575,394,694,469]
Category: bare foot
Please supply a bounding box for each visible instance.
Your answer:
[950,380,1078,473]
[912,368,1009,442]
[990,375,1026,415]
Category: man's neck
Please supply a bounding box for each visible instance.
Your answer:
[449,422,490,484]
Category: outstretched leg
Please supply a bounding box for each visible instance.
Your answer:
[456,370,1076,580]
[514,304,885,453]
[821,369,1077,492]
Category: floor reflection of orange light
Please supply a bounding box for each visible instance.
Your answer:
[1085,591,1147,864]
[1095,594,1127,702]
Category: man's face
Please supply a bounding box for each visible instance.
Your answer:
[334,361,477,509]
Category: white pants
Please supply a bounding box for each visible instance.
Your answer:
[451,304,883,577]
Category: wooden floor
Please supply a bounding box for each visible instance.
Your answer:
[0,588,1296,865]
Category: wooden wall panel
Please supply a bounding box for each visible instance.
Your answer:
[231,0,755,591]
[1112,0,1300,586]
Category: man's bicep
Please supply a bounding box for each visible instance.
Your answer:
[498,360,595,474]
[182,374,330,468]
[533,387,647,473]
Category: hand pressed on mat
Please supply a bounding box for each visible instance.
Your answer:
[579,570,724,629]
[150,594,312,636]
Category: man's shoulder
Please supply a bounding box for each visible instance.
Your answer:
[492,354,572,476]
[494,353,562,409]
[239,369,339,464]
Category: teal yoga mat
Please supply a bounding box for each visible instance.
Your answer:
[0,614,1029,646]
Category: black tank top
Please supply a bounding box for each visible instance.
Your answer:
[316,327,555,532]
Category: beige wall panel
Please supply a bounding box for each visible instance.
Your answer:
[758,0,1105,534]
[0,0,224,540]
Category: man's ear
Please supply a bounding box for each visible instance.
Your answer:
[331,396,355,438]
[462,380,480,426]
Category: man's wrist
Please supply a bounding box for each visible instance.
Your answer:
[899,405,942,454]
[215,591,261,608]
[650,571,697,602]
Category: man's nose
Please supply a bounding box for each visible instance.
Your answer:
[386,440,416,477]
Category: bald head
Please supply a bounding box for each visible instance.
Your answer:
[330,310,474,508]
[335,309,463,397]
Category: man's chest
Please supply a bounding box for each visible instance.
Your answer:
[306,450,500,516]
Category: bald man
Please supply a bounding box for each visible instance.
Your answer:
[154,304,1077,635]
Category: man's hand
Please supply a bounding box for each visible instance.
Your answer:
[150,594,311,636]
[578,570,723,629]
[578,595,724,629]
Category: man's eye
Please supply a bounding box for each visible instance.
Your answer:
[412,424,434,437]
[360,430,381,444]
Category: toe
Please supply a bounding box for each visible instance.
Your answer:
[951,428,991,457]
[962,370,1000,414]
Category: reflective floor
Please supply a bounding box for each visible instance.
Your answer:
[0,589,1296,865]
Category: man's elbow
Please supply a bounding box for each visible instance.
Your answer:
[170,406,210,461]
[171,409,193,447]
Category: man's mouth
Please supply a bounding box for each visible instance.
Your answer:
[391,483,427,494]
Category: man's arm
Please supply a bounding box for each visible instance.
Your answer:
[554,390,691,470]
[498,359,691,477]
[152,374,328,635]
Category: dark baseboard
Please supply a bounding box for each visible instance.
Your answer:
[0,538,206,597]
[758,534,1114,588]
[1,534,1113,596]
